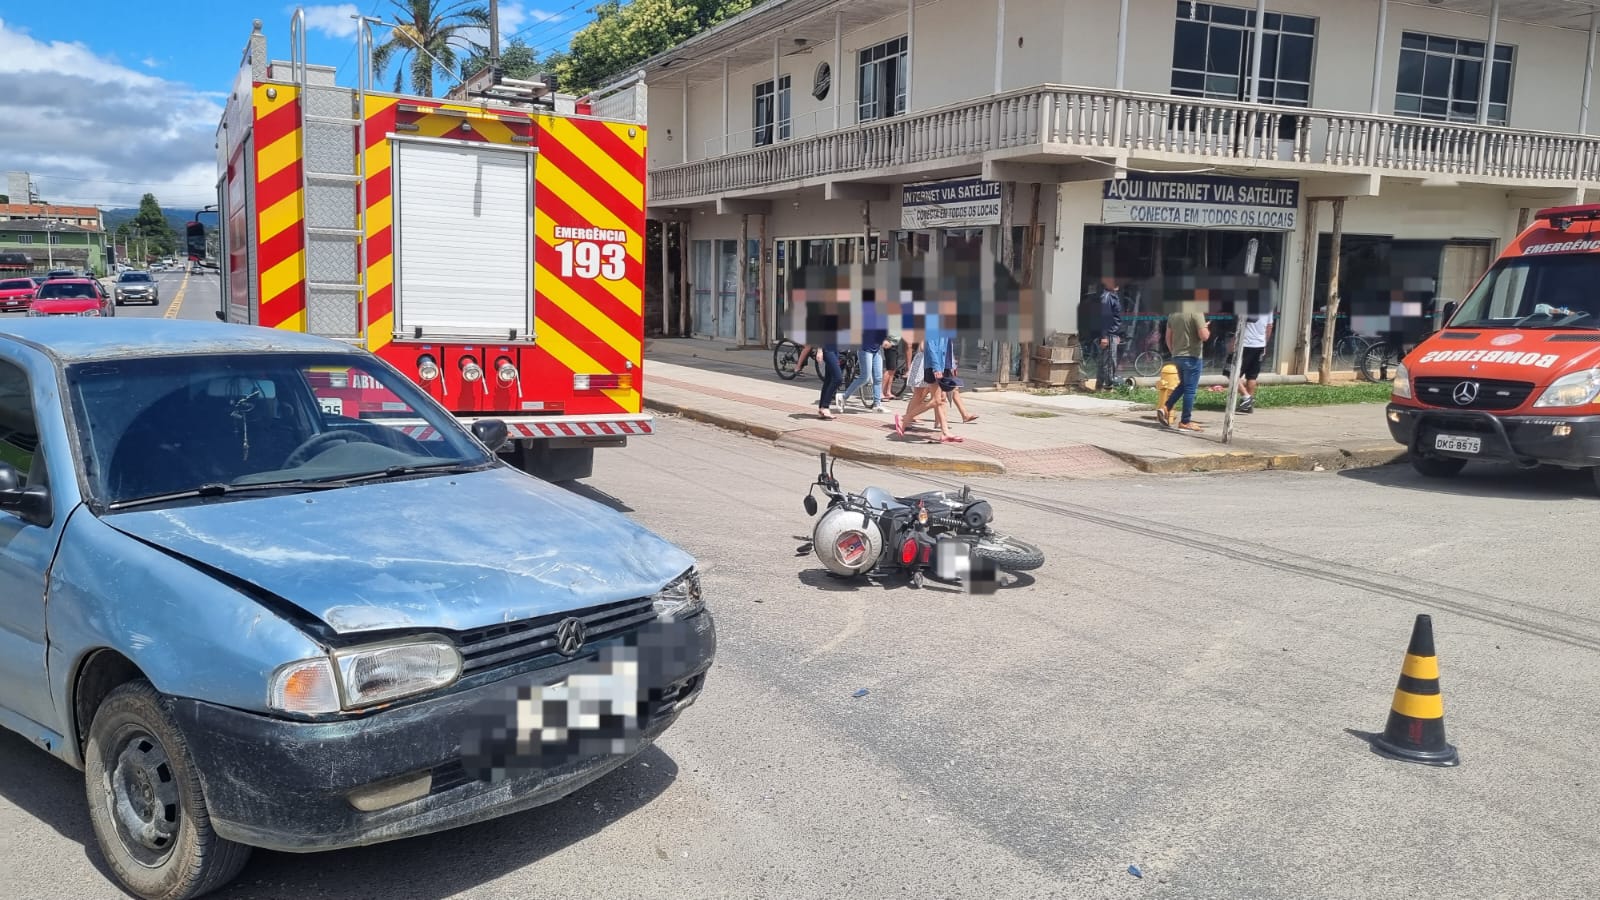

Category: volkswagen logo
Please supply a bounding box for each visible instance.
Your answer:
[1452,381,1480,406]
[555,617,587,656]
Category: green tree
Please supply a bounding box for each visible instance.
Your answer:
[132,193,176,258]
[373,0,491,96]
[464,35,542,81]
[553,0,762,95]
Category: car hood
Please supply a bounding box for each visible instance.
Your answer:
[102,466,696,635]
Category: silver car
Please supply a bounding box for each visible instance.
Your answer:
[114,271,160,306]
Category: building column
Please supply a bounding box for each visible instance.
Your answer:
[721,58,729,154]
[1292,199,1320,375]
[1115,0,1130,88]
[1247,0,1266,102]
[681,76,689,164]
[833,12,843,129]
[994,0,1006,94]
[1477,0,1500,126]
[1583,11,1599,133]
[905,0,915,111]
[1369,0,1389,113]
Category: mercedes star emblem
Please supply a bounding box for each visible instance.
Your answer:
[555,617,587,656]
[1452,381,1480,406]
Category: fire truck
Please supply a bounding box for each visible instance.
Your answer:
[204,10,651,481]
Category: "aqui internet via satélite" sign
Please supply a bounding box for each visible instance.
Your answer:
[1101,173,1299,231]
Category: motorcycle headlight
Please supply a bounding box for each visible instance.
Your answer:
[652,568,704,620]
[1533,368,1600,408]
[269,637,462,714]
[1391,363,1412,400]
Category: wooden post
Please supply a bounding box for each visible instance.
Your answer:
[738,214,752,346]
[679,221,692,336]
[758,213,770,348]
[1293,199,1320,376]
[1316,198,1347,386]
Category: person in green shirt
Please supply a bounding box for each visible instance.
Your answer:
[1160,303,1211,431]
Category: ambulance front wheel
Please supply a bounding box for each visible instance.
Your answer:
[1410,454,1466,479]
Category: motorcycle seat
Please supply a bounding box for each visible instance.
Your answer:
[860,485,910,511]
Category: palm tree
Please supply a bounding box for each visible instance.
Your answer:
[372,0,490,96]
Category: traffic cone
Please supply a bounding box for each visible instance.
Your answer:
[1371,614,1459,767]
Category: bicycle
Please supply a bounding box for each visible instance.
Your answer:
[774,338,821,380]
[1357,337,1408,383]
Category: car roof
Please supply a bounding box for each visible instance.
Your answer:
[0,319,362,363]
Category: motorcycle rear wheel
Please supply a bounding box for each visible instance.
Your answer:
[970,532,1045,572]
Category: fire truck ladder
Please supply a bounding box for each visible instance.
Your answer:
[289,8,369,346]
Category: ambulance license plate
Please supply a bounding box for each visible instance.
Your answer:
[1434,434,1481,454]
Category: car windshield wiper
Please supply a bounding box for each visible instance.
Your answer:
[107,479,350,510]
[315,460,490,485]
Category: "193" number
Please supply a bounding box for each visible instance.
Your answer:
[554,240,626,281]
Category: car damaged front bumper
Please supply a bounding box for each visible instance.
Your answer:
[171,612,715,852]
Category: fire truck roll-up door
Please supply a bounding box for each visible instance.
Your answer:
[392,139,534,339]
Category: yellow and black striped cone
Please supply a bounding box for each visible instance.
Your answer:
[1372,614,1459,767]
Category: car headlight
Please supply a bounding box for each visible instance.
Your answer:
[652,568,704,620]
[1533,368,1600,408]
[269,637,462,714]
[1391,363,1412,400]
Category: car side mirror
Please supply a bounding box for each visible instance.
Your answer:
[471,418,510,452]
[215,309,226,321]
[0,463,51,526]
[1441,300,1458,325]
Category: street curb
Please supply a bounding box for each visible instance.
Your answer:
[645,398,1008,476]
[1096,443,1407,475]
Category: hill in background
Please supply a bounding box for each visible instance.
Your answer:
[103,207,197,236]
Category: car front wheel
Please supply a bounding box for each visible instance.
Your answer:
[84,680,252,900]
[1410,454,1467,479]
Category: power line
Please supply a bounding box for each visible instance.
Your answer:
[506,0,591,44]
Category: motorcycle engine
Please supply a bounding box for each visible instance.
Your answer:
[812,507,884,576]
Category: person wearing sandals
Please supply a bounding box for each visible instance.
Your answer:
[1159,302,1210,432]
[896,299,962,443]
[817,337,843,419]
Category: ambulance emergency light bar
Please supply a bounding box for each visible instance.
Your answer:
[1534,204,1600,229]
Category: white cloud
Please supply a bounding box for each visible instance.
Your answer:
[301,3,360,40]
[0,19,224,208]
[141,56,160,68]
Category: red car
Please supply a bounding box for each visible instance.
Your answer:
[0,277,37,312]
[28,278,114,317]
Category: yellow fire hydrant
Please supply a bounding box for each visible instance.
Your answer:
[1155,363,1181,414]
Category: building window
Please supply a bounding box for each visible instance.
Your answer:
[1395,32,1513,126]
[16,235,32,245]
[754,75,792,146]
[1170,2,1317,106]
[48,232,62,245]
[858,36,908,122]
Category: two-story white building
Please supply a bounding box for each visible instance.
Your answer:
[640,0,1600,377]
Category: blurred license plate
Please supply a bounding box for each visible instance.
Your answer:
[1434,434,1481,454]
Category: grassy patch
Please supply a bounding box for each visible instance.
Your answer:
[1108,382,1392,410]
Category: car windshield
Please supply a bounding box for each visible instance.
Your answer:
[1449,254,1600,329]
[119,273,152,283]
[65,353,495,509]
[0,279,32,290]
[37,282,96,299]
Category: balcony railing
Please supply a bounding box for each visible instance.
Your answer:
[649,85,1600,203]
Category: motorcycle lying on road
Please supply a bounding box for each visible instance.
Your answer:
[800,452,1044,589]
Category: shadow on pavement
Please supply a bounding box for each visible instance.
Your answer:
[559,480,635,514]
[1337,461,1593,502]
[796,567,1036,595]
[0,730,680,899]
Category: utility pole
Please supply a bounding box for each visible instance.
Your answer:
[488,0,501,70]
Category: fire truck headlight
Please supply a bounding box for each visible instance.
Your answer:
[496,358,517,385]
[417,355,440,382]
[460,357,483,383]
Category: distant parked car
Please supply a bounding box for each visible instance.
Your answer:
[114,271,160,306]
[45,269,78,280]
[29,278,114,317]
[0,277,37,312]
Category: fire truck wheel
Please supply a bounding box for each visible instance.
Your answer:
[1409,454,1466,479]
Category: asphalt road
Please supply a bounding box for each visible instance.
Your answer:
[2,394,1597,898]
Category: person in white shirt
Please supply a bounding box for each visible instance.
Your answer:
[1237,309,1274,413]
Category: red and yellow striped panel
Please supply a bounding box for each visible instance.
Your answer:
[251,84,307,332]
[359,96,646,417]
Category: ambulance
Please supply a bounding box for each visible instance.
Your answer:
[203,10,652,482]
[1388,203,1600,492]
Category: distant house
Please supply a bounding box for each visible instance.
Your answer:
[0,221,107,276]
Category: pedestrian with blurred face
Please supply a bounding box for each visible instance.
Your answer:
[1159,300,1210,432]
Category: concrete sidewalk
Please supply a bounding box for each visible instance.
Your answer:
[643,338,1407,478]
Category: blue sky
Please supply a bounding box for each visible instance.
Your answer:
[0,1,586,210]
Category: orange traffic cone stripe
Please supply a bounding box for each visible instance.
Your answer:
[1371,614,1459,767]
